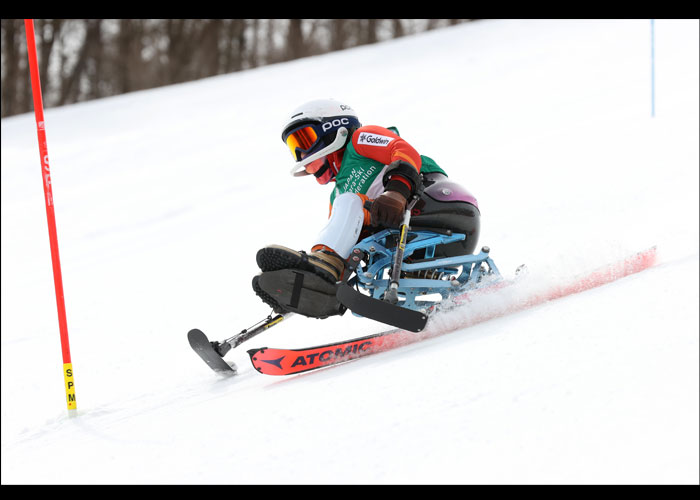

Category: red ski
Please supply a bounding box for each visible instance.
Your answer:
[247,328,422,376]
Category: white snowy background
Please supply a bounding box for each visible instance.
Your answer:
[1,19,698,484]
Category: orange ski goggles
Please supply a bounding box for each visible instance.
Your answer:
[284,125,321,161]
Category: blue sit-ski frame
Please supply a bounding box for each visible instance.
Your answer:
[349,229,501,312]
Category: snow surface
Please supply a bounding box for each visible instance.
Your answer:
[1,19,698,485]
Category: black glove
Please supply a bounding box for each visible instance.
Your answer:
[370,190,407,227]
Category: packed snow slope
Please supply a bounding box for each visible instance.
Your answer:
[2,19,698,484]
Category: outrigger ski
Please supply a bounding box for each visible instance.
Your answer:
[188,313,291,376]
[187,328,237,375]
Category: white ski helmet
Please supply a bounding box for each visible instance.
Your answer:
[281,99,361,178]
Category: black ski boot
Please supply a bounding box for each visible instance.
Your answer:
[256,245,345,283]
[253,245,346,318]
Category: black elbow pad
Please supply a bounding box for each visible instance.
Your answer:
[382,160,422,198]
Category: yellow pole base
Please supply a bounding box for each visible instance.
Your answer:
[63,363,77,411]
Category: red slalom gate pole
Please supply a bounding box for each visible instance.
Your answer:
[24,19,77,412]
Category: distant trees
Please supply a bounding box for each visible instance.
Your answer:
[1,19,473,118]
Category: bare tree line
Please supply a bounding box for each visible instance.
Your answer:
[1,19,473,118]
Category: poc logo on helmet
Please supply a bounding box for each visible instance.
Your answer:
[322,117,350,132]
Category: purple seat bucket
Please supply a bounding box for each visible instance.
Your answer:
[423,179,478,209]
[410,173,481,256]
